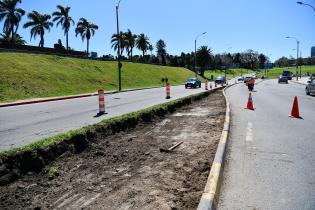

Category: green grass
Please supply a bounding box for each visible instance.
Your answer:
[258,66,315,79]
[204,68,255,80]
[0,52,200,102]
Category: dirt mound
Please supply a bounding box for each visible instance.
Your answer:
[0,90,225,210]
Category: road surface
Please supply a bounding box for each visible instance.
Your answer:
[0,84,219,151]
[218,80,315,209]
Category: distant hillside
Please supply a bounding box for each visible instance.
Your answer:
[0,52,197,102]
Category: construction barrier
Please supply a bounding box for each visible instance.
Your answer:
[98,89,106,114]
[166,82,171,99]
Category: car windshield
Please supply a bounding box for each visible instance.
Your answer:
[188,78,197,82]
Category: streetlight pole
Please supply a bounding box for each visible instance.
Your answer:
[297,1,315,12]
[286,36,300,81]
[194,32,207,77]
[116,0,122,91]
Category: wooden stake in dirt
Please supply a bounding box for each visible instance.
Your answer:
[160,141,183,153]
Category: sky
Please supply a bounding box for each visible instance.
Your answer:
[1,0,315,62]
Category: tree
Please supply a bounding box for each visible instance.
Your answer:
[196,46,212,76]
[54,38,65,50]
[258,53,267,68]
[111,32,125,57]
[52,5,75,50]
[0,0,25,48]
[148,44,154,55]
[136,33,150,57]
[23,11,53,48]
[156,39,167,65]
[75,18,98,56]
[0,32,25,45]
[123,29,137,60]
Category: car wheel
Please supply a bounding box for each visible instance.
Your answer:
[306,88,310,95]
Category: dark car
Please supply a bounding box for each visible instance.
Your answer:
[282,70,292,80]
[278,75,288,84]
[215,76,226,84]
[185,78,201,88]
[306,79,315,95]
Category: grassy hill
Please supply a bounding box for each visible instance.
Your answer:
[0,52,199,102]
[259,66,315,79]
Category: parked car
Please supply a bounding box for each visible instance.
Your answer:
[215,76,226,84]
[282,70,293,80]
[306,79,315,95]
[278,75,288,84]
[185,78,201,89]
[237,76,244,81]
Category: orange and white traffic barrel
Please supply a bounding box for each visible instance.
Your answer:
[166,82,171,99]
[98,89,106,114]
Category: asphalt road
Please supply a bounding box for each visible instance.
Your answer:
[0,84,219,151]
[218,80,315,209]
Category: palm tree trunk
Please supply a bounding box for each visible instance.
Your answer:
[87,39,89,56]
[40,33,44,48]
[66,32,69,51]
[10,25,14,49]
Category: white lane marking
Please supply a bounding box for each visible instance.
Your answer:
[246,122,253,142]
[53,190,73,205]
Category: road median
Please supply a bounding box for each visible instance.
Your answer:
[0,87,223,186]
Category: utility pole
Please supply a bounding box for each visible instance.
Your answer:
[116,0,122,91]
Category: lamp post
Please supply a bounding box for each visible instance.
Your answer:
[116,0,122,91]
[286,36,300,81]
[194,32,207,77]
[297,1,315,12]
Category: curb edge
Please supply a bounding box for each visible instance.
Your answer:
[197,82,236,210]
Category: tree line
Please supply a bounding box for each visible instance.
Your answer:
[275,56,315,67]
[0,0,98,54]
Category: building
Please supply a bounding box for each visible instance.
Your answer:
[311,46,315,57]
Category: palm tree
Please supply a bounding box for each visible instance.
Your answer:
[75,18,98,56]
[148,44,154,55]
[52,5,75,50]
[123,29,137,60]
[23,11,53,48]
[136,33,150,57]
[111,31,125,57]
[0,0,25,48]
[0,32,26,45]
[196,46,213,76]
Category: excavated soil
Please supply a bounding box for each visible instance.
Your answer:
[0,91,225,210]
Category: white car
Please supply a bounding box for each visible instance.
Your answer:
[306,79,315,95]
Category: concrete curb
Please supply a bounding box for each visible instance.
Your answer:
[0,84,185,108]
[197,83,236,210]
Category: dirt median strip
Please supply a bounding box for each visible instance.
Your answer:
[0,88,225,209]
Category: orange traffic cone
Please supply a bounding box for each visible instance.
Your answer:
[289,96,302,119]
[245,93,255,110]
